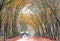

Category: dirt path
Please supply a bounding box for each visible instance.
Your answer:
[0,36,59,41]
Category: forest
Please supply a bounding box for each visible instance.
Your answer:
[0,0,60,41]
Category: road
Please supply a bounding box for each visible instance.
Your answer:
[0,36,59,41]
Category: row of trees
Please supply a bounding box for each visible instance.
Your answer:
[31,0,60,39]
[0,0,27,41]
[0,0,60,40]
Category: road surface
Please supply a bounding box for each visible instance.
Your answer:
[0,36,59,41]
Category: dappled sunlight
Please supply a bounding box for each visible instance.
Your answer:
[21,4,33,16]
